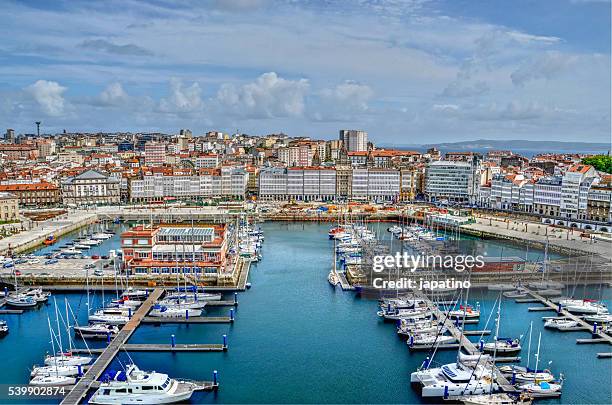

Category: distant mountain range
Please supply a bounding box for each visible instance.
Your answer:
[380,139,611,155]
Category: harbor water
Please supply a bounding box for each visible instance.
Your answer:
[0,222,610,403]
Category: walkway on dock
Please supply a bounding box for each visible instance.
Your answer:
[524,288,612,346]
[416,292,518,393]
[61,288,164,405]
[236,259,251,290]
[338,272,354,291]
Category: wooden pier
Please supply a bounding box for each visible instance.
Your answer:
[142,316,233,324]
[236,259,251,291]
[71,343,227,353]
[205,300,238,307]
[61,288,164,405]
[462,330,491,336]
[523,288,612,348]
[338,272,354,291]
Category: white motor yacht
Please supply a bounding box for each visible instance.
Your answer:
[411,362,498,398]
[89,364,199,404]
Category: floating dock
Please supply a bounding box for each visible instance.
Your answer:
[142,316,233,324]
[338,272,354,291]
[522,288,612,351]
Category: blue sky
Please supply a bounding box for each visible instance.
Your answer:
[0,0,610,143]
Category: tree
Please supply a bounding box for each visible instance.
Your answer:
[581,155,612,174]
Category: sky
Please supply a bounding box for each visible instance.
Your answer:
[0,0,610,144]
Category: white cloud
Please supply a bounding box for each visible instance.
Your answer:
[159,78,204,113]
[215,72,309,118]
[25,80,67,116]
[312,81,374,121]
[506,31,561,45]
[511,51,579,86]
[320,81,373,111]
[99,82,129,106]
[441,80,489,98]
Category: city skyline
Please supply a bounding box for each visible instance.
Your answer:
[0,0,610,142]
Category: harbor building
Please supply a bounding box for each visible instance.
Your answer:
[121,224,229,276]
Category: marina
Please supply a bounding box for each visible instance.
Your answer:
[0,222,609,404]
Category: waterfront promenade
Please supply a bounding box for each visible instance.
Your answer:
[0,210,97,255]
[462,216,612,261]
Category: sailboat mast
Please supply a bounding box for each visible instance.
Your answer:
[534,332,542,373]
[47,317,58,376]
[65,298,73,352]
[53,298,64,356]
[527,321,532,369]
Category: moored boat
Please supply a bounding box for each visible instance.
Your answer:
[89,364,199,404]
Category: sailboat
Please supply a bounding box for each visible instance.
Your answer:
[518,333,563,397]
[44,299,93,367]
[328,238,340,287]
[31,318,78,386]
[0,320,8,336]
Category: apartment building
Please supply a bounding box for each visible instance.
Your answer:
[533,176,562,217]
[339,130,368,152]
[0,181,60,206]
[0,192,19,222]
[587,185,612,224]
[560,164,597,220]
[424,160,479,203]
[144,142,166,166]
[277,145,312,167]
[129,166,248,202]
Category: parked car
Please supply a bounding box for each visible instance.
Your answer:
[94,269,104,276]
[84,263,96,269]
[44,258,59,265]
